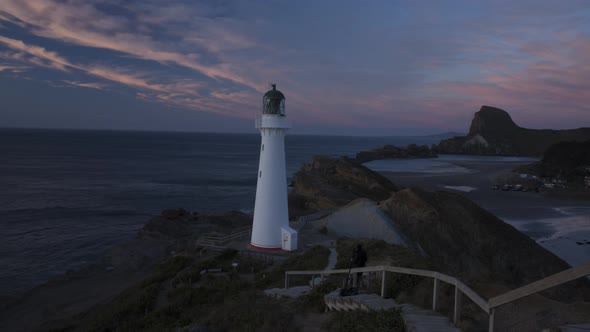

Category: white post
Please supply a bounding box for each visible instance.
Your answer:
[381,270,386,298]
[454,285,462,325]
[432,278,439,311]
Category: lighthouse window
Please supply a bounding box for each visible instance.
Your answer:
[262,144,264,151]
[259,171,262,178]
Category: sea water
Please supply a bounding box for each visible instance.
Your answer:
[0,128,440,297]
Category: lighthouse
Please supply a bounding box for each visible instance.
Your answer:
[251,84,297,251]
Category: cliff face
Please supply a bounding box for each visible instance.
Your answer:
[288,156,398,214]
[438,106,590,156]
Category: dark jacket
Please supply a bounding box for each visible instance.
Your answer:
[353,246,367,268]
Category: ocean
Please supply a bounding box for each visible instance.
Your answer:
[0,128,442,297]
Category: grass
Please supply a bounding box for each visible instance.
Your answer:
[335,238,430,270]
[56,246,332,332]
[324,308,406,332]
[255,245,331,289]
[293,279,340,313]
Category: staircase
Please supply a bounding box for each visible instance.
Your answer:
[264,285,311,299]
[323,290,461,332]
[402,304,461,332]
[324,290,397,312]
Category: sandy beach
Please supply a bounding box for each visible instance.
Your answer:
[371,155,590,268]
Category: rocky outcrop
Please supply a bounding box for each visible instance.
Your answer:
[380,188,590,300]
[288,156,398,214]
[354,144,436,163]
[437,106,590,156]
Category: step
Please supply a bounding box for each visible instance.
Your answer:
[359,298,397,311]
[264,286,311,299]
[404,314,450,321]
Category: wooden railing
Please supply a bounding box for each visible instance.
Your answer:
[198,226,251,244]
[196,226,252,253]
[285,262,590,332]
[486,262,590,332]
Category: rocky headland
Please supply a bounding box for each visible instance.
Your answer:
[2,154,589,332]
[437,105,590,156]
[290,156,589,299]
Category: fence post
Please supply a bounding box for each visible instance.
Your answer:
[488,308,495,332]
[284,273,289,289]
[432,278,439,311]
[453,285,462,325]
[381,270,387,298]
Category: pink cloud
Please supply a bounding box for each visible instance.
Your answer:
[0,0,271,92]
[0,35,263,118]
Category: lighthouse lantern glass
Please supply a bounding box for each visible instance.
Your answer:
[262,84,286,116]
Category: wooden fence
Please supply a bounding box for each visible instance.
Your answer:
[286,263,590,331]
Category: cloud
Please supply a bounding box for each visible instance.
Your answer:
[0,63,27,73]
[61,80,107,90]
[1,0,589,133]
[431,33,590,129]
[0,35,252,117]
[0,0,269,91]
[0,36,70,71]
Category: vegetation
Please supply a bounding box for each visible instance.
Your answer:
[256,245,330,289]
[516,140,590,187]
[334,238,430,270]
[53,246,331,332]
[293,279,339,313]
[324,308,406,332]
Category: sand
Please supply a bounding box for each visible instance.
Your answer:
[376,157,590,268]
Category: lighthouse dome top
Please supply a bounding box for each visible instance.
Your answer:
[262,84,285,115]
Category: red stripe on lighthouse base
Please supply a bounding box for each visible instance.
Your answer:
[250,243,283,251]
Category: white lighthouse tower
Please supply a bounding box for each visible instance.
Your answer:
[251,84,297,251]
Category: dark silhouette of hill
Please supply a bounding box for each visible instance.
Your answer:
[437,106,590,156]
[517,140,590,184]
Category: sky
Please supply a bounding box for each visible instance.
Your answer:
[0,1,589,136]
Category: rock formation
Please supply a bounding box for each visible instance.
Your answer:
[354,144,436,163]
[437,106,590,156]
